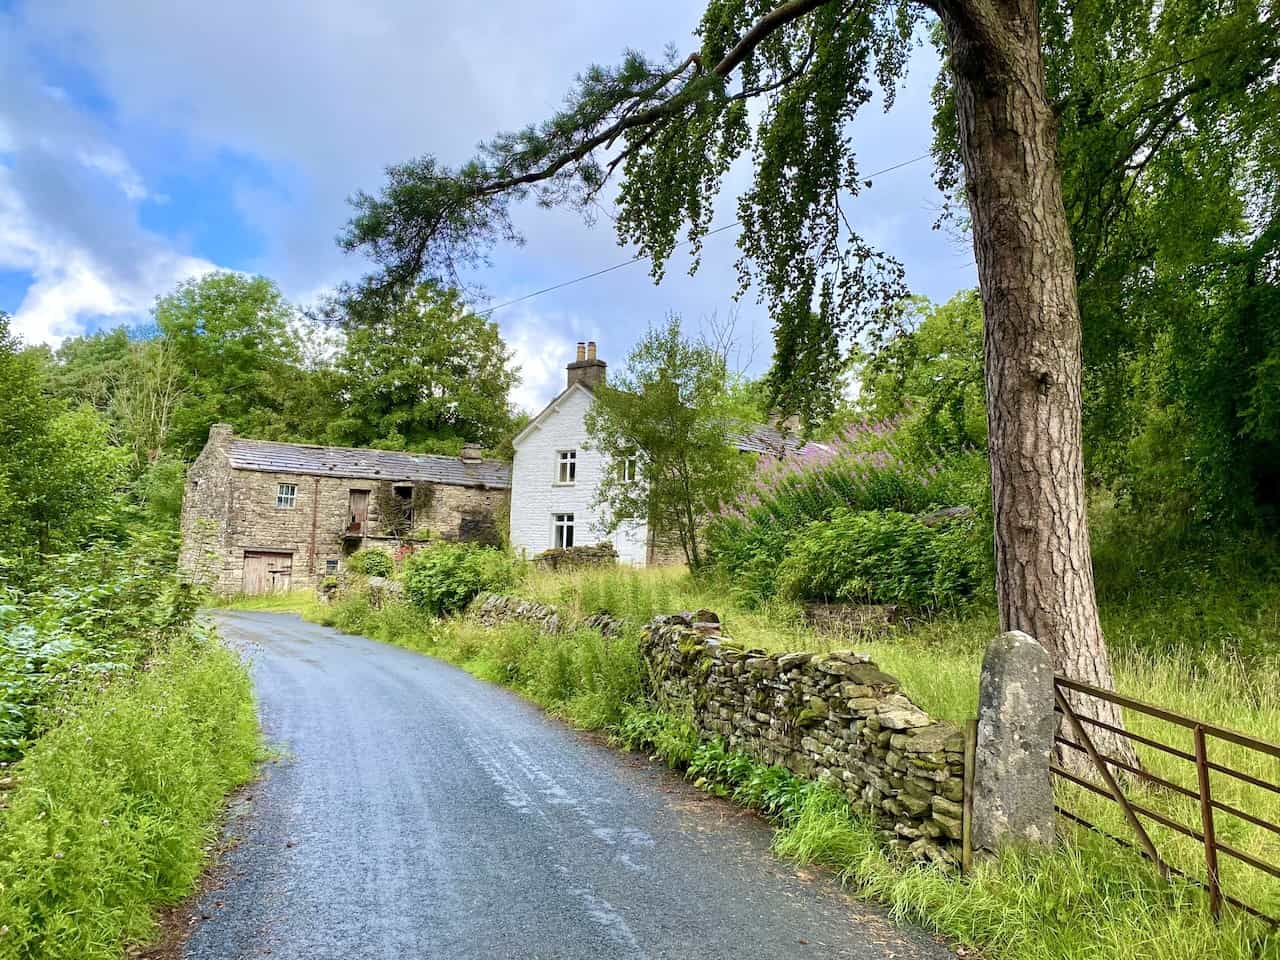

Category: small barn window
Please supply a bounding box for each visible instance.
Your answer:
[557,450,577,484]
[620,455,639,483]
[325,559,339,574]
[553,513,575,549]
[276,483,297,508]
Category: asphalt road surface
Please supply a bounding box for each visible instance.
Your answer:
[185,610,953,960]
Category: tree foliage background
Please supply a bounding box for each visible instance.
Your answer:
[585,317,750,569]
[930,0,1280,525]
[1,274,521,559]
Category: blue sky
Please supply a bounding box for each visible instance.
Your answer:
[0,1,976,411]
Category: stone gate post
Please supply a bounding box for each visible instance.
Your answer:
[971,630,1056,854]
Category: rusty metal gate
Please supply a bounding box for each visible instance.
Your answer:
[1051,675,1280,927]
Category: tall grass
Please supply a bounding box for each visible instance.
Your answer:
[776,789,1275,960]
[0,632,261,960]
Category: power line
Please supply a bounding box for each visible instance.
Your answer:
[476,151,932,318]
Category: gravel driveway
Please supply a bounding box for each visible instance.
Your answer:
[184,610,953,960]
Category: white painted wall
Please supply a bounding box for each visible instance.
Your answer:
[510,384,649,565]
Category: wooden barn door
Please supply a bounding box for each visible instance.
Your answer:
[348,489,370,535]
[243,551,294,595]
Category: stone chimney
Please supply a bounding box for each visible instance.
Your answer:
[460,442,483,463]
[208,423,234,449]
[566,340,607,390]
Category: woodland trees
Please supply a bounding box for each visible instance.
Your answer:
[42,273,520,463]
[332,0,1141,753]
[329,283,517,451]
[0,315,123,554]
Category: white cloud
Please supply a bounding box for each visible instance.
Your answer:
[0,13,219,345]
[497,304,580,413]
[0,163,213,344]
[75,146,149,202]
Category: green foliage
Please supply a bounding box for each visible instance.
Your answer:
[401,543,515,615]
[155,273,322,458]
[0,318,126,555]
[0,534,196,759]
[685,737,818,824]
[776,509,989,610]
[706,422,988,605]
[0,632,260,960]
[584,317,750,569]
[616,710,817,824]
[928,0,1280,526]
[329,283,517,450]
[616,707,702,767]
[133,458,186,525]
[857,291,986,458]
[345,548,395,578]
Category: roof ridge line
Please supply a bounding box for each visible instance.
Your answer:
[228,435,506,464]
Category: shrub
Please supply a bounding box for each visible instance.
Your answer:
[705,421,988,605]
[776,508,989,610]
[0,633,260,960]
[345,547,394,578]
[0,536,197,760]
[401,543,516,616]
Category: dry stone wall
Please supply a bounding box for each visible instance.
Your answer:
[472,593,566,633]
[466,593,966,865]
[643,612,966,866]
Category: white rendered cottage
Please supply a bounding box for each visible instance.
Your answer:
[509,342,651,565]
[509,342,804,567]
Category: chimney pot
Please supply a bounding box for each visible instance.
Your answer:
[566,343,607,390]
[460,442,483,463]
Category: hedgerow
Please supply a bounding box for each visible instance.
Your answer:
[704,421,988,605]
[776,508,989,610]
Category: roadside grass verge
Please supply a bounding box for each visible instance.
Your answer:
[0,631,261,960]
[223,571,1279,959]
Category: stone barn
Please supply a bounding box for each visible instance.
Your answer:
[180,424,511,594]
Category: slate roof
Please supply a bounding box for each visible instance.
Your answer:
[725,423,807,456]
[225,438,511,489]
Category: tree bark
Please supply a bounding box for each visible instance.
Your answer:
[939,0,1138,768]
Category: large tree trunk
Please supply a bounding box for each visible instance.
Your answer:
[940,0,1138,769]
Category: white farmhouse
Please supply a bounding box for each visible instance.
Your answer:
[509,341,650,565]
[509,341,803,567]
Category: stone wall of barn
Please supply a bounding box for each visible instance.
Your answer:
[179,427,509,594]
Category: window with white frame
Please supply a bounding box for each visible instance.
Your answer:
[557,449,577,484]
[276,483,297,508]
[620,454,639,483]
[553,513,575,549]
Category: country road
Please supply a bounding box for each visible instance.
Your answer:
[186,610,953,960]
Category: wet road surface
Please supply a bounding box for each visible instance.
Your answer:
[184,610,954,960]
